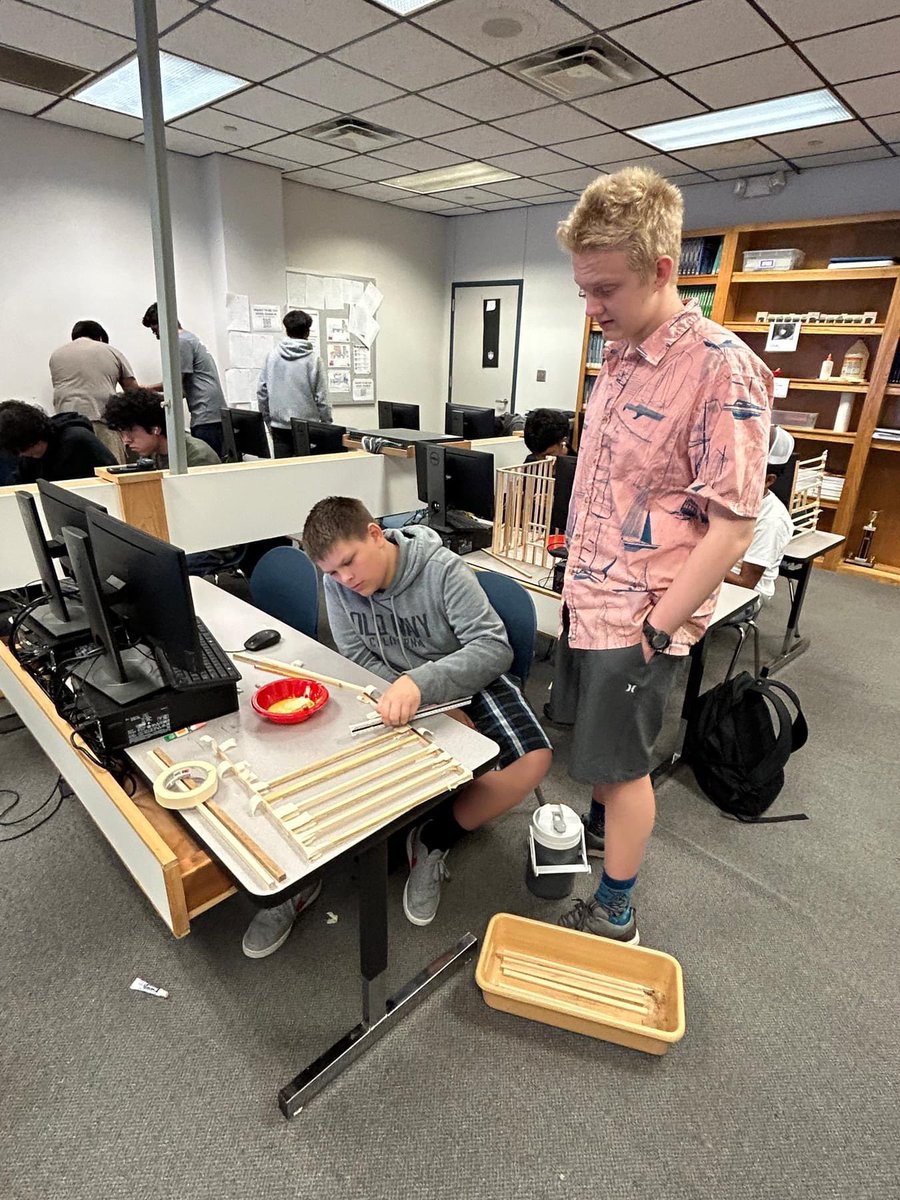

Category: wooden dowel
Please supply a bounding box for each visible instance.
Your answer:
[292,760,458,838]
[502,950,654,997]
[501,961,651,1006]
[233,652,367,694]
[284,753,443,828]
[275,746,439,818]
[500,966,649,1015]
[498,979,650,1026]
[264,732,419,804]
[192,805,272,887]
[503,956,650,998]
[260,727,412,791]
[205,800,286,882]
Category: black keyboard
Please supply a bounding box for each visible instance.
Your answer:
[157,618,241,692]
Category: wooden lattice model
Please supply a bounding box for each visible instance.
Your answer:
[491,457,557,569]
[790,450,827,534]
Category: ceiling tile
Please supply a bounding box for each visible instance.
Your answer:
[41,98,143,138]
[334,23,482,90]
[216,86,335,131]
[612,0,781,75]
[327,155,410,181]
[437,185,512,205]
[799,19,900,84]
[429,124,533,158]
[442,206,486,216]
[478,198,530,209]
[232,147,309,170]
[424,70,553,121]
[413,0,591,66]
[494,105,612,145]
[534,166,601,190]
[339,181,409,202]
[1,0,132,70]
[173,108,279,147]
[25,0,192,37]
[387,195,460,212]
[161,9,311,82]
[357,95,472,138]
[562,0,688,28]
[789,146,892,169]
[867,113,900,142]
[755,0,900,40]
[138,127,237,155]
[371,141,467,171]
[283,165,360,188]
[486,147,582,175]
[673,47,821,110]
[480,177,564,198]
[0,80,53,115]
[596,152,700,177]
[251,132,354,166]
[575,79,704,128]
[837,73,900,118]
[676,138,782,170]
[762,120,880,158]
[549,130,657,165]
[530,191,580,206]
[271,58,401,110]
[705,161,782,179]
[671,172,711,186]
[214,0,393,52]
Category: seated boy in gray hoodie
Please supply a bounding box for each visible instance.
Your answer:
[257,308,330,457]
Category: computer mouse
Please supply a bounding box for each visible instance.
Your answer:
[243,629,282,653]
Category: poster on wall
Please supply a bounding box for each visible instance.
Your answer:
[352,377,374,403]
[326,317,350,343]
[328,369,351,393]
[327,342,351,369]
[251,303,281,332]
[286,269,379,405]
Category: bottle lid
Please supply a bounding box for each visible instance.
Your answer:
[532,803,582,849]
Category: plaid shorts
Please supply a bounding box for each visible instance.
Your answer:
[466,674,552,770]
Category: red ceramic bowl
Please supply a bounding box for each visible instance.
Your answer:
[251,677,329,724]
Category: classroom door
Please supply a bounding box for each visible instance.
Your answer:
[449,281,522,411]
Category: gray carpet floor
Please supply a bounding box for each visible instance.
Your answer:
[1,569,898,1200]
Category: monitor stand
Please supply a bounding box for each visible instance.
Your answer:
[71,643,165,706]
[29,599,91,638]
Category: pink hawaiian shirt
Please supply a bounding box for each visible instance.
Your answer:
[563,300,773,655]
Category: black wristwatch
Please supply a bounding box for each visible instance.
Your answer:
[642,619,671,654]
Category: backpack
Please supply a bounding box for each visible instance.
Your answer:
[683,671,809,823]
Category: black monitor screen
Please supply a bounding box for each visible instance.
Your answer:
[15,491,69,623]
[86,509,201,671]
[221,407,270,461]
[307,421,348,455]
[37,479,107,565]
[446,447,494,520]
[290,418,311,456]
[446,404,495,441]
[550,454,577,535]
[378,401,420,430]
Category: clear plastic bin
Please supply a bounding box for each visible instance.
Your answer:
[772,409,818,428]
[743,248,805,271]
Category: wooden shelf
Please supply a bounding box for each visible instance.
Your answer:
[872,437,900,451]
[585,367,601,376]
[886,384,900,395]
[726,322,884,335]
[782,427,856,444]
[678,274,719,285]
[785,378,868,392]
[732,267,900,283]
[837,561,900,586]
[818,497,840,509]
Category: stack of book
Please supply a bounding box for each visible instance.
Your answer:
[820,473,845,501]
[585,328,603,367]
[889,343,900,385]
[678,283,715,317]
[827,256,900,269]
[874,427,900,443]
[679,236,723,276]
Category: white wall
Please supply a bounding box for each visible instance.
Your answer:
[446,155,900,416]
[0,108,218,408]
[283,180,450,431]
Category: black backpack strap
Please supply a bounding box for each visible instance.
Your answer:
[758,678,809,752]
[738,680,809,822]
[721,810,809,824]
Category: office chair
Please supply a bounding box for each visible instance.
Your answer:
[249,546,319,640]
[474,569,546,806]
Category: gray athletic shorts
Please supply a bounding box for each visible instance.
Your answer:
[547,609,681,785]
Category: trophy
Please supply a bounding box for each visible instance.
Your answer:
[846,510,880,567]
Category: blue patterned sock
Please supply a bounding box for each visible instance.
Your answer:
[594,870,636,925]
[588,799,605,830]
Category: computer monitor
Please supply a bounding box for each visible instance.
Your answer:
[550,453,577,535]
[377,401,420,430]
[62,526,162,703]
[292,418,348,456]
[220,407,271,462]
[15,491,89,634]
[36,479,107,574]
[86,509,203,674]
[445,404,496,441]
[415,444,494,530]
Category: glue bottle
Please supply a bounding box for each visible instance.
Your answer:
[840,340,869,382]
[818,353,833,380]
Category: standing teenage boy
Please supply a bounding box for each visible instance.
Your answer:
[550,167,772,944]
[142,304,226,456]
[257,308,330,457]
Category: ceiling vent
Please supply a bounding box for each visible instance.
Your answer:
[507,36,653,101]
[304,116,401,153]
[0,44,90,95]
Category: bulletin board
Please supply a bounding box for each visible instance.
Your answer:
[284,269,381,407]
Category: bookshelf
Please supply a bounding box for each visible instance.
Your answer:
[573,209,900,581]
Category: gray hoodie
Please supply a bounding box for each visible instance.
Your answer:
[323,526,514,706]
[257,338,330,428]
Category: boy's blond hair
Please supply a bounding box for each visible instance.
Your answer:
[557,166,684,279]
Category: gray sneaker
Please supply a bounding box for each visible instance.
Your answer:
[581,814,605,860]
[403,825,450,927]
[557,897,639,945]
[242,878,322,959]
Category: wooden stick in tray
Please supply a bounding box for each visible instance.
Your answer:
[500,965,650,1015]
[263,730,421,804]
[260,727,417,793]
[502,950,654,997]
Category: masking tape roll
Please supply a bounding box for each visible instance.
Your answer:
[153,760,218,809]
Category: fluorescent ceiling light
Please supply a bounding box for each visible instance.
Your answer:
[383,161,518,194]
[73,52,248,122]
[630,89,852,151]
[369,1,442,13]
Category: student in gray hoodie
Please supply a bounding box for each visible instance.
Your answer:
[240,497,552,959]
[257,309,330,457]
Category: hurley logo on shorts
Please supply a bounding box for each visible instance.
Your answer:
[625,683,637,694]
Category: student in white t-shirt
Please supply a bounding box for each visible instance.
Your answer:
[728,426,795,601]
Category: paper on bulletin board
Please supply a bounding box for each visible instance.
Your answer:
[305,275,325,310]
[360,281,383,317]
[352,377,374,403]
[252,303,281,332]
[286,273,306,307]
[326,317,349,343]
[228,331,254,368]
[352,345,371,374]
[306,310,321,353]
[252,334,275,367]
[348,304,378,350]
[225,367,256,408]
[226,293,250,332]
[327,342,351,369]
[324,277,345,310]
[328,369,351,393]
[343,279,365,306]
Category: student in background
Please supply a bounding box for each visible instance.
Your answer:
[142,303,226,457]
[727,426,795,600]
[523,408,571,463]
[49,319,139,463]
[257,308,330,457]
[0,399,115,482]
[103,389,221,469]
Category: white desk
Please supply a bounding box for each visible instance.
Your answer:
[774,530,846,671]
